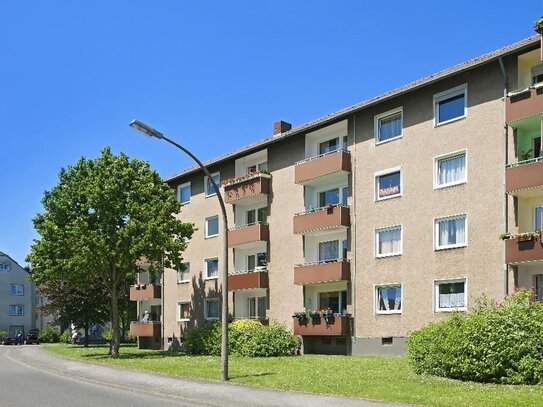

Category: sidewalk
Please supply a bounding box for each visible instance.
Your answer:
[8,346,409,407]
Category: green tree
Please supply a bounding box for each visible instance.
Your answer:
[27,147,194,356]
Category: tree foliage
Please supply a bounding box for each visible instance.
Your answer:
[27,147,194,356]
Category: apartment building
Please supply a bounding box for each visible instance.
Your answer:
[0,251,36,335]
[130,29,543,355]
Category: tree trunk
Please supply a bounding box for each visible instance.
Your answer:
[84,323,89,348]
[110,264,120,357]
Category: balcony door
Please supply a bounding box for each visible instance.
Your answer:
[318,290,347,314]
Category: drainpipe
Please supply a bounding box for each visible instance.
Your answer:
[499,56,509,295]
[351,114,357,341]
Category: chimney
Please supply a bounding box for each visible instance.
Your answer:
[273,120,292,135]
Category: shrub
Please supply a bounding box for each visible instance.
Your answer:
[185,319,301,357]
[0,330,7,339]
[102,331,112,340]
[407,290,543,384]
[60,329,72,344]
[39,327,61,343]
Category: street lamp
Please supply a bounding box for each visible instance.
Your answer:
[129,119,230,381]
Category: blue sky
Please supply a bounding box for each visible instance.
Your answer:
[1,1,541,265]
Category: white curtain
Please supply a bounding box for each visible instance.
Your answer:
[439,217,465,246]
[439,293,465,308]
[379,113,401,141]
[439,155,465,185]
[319,240,339,261]
[379,228,401,255]
[379,286,401,311]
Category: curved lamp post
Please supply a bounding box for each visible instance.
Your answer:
[129,119,229,381]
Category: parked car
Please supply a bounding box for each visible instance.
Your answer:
[24,329,40,345]
[74,334,108,345]
[2,333,23,345]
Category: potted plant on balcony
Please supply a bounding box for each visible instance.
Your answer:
[499,232,512,240]
[292,311,309,321]
[515,231,540,242]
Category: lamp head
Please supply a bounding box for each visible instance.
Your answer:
[129,119,164,139]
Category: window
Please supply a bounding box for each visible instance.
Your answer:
[247,252,267,271]
[319,138,339,155]
[177,182,191,204]
[376,285,402,314]
[375,169,401,200]
[177,263,190,283]
[435,215,467,250]
[248,296,266,319]
[205,216,219,238]
[177,302,191,321]
[435,279,466,311]
[376,226,402,257]
[9,284,24,296]
[435,151,466,188]
[247,207,267,224]
[9,305,24,316]
[319,291,348,314]
[205,258,219,279]
[0,263,11,272]
[535,275,543,301]
[535,206,543,231]
[319,240,339,262]
[319,187,348,207]
[204,298,219,320]
[532,64,543,85]
[434,84,467,125]
[204,172,220,197]
[375,108,402,144]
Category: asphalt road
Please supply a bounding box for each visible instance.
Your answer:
[1,345,407,407]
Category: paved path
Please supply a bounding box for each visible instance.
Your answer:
[3,345,409,407]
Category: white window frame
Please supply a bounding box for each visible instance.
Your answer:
[375,225,403,258]
[177,263,190,284]
[433,84,468,126]
[374,107,403,145]
[205,215,219,238]
[177,301,191,322]
[0,263,11,272]
[532,64,543,85]
[374,283,403,315]
[204,298,220,320]
[204,172,220,197]
[434,214,468,250]
[434,278,467,312]
[374,166,403,201]
[433,149,468,190]
[9,284,24,296]
[9,305,24,316]
[204,257,219,280]
[177,182,191,205]
[247,296,267,319]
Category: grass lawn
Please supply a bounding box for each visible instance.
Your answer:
[43,344,543,407]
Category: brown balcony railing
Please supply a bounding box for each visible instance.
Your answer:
[505,233,543,263]
[293,205,350,234]
[129,284,161,301]
[292,315,351,336]
[223,173,270,203]
[294,149,351,184]
[294,260,350,285]
[506,158,543,194]
[228,223,269,247]
[129,321,161,337]
[506,87,543,124]
[228,269,269,291]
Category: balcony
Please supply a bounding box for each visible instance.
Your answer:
[129,284,161,301]
[506,158,543,196]
[293,205,350,234]
[506,87,543,124]
[228,270,269,291]
[228,223,269,247]
[294,260,350,285]
[129,321,161,337]
[505,234,543,264]
[294,149,351,185]
[292,315,351,336]
[223,173,270,204]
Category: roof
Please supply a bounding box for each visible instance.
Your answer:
[165,35,540,183]
[0,250,30,273]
